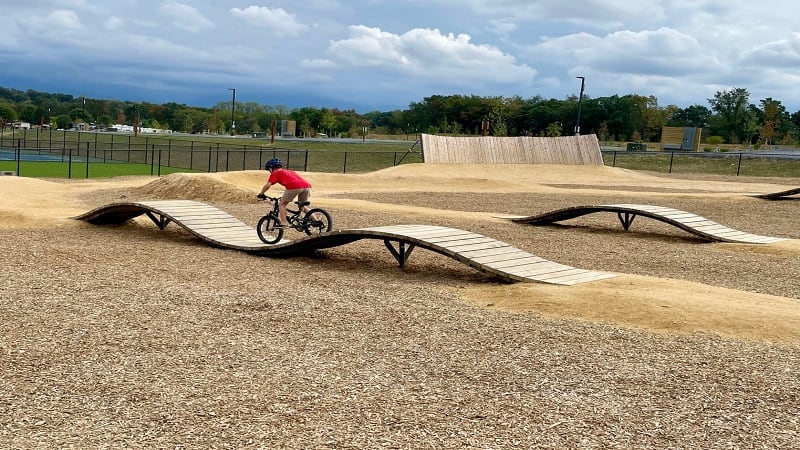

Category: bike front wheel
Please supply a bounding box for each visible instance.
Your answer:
[256,215,284,244]
[302,208,333,236]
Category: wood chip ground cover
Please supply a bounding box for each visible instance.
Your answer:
[1,166,798,448]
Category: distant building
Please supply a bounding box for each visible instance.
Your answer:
[106,124,135,133]
[281,120,296,138]
[661,127,702,151]
[104,124,172,134]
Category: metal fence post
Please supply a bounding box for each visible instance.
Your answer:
[737,153,743,176]
[668,151,674,173]
[85,142,90,178]
[150,144,155,175]
[15,140,21,176]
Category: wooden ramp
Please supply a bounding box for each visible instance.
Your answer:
[420,134,604,165]
[75,200,616,285]
[751,187,800,200]
[498,203,787,244]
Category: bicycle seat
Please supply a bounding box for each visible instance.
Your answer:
[296,201,311,208]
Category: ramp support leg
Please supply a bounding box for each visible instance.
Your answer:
[145,212,172,230]
[384,240,416,268]
[616,212,636,231]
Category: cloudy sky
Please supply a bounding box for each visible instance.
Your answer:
[2,0,799,112]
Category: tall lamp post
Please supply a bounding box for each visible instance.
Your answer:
[574,76,585,136]
[228,88,236,136]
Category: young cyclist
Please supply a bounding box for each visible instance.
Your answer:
[256,158,312,227]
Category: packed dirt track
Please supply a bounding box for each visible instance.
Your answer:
[2,164,798,448]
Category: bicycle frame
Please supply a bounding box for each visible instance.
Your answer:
[256,195,333,244]
[264,197,305,230]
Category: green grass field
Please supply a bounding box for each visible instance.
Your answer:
[4,151,797,179]
[0,161,201,178]
[603,152,800,177]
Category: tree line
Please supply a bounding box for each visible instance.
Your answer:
[0,86,798,147]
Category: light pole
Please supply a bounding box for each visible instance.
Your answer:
[228,88,236,136]
[574,76,585,136]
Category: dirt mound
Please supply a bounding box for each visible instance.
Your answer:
[133,173,254,203]
[369,163,656,183]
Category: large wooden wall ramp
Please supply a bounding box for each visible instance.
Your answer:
[499,203,787,244]
[75,200,616,285]
[420,134,604,165]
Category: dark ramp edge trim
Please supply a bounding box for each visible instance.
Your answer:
[751,187,800,200]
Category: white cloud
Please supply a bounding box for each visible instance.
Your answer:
[158,2,214,33]
[328,26,410,67]
[739,32,800,68]
[41,10,83,30]
[1,0,799,111]
[435,0,667,29]
[487,19,517,37]
[104,16,124,30]
[328,26,536,84]
[533,27,722,76]
[230,6,308,37]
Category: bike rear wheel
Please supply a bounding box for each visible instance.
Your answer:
[256,214,284,244]
[302,208,333,236]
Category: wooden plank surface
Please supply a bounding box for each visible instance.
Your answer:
[421,134,604,165]
[76,202,616,286]
[502,203,787,244]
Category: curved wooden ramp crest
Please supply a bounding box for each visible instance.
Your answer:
[75,200,616,285]
[498,203,787,244]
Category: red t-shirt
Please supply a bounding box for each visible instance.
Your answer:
[268,169,312,189]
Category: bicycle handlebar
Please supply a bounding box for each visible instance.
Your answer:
[257,194,281,202]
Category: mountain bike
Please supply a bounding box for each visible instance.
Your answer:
[256,195,333,244]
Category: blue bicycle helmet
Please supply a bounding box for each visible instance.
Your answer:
[265,158,283,170]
